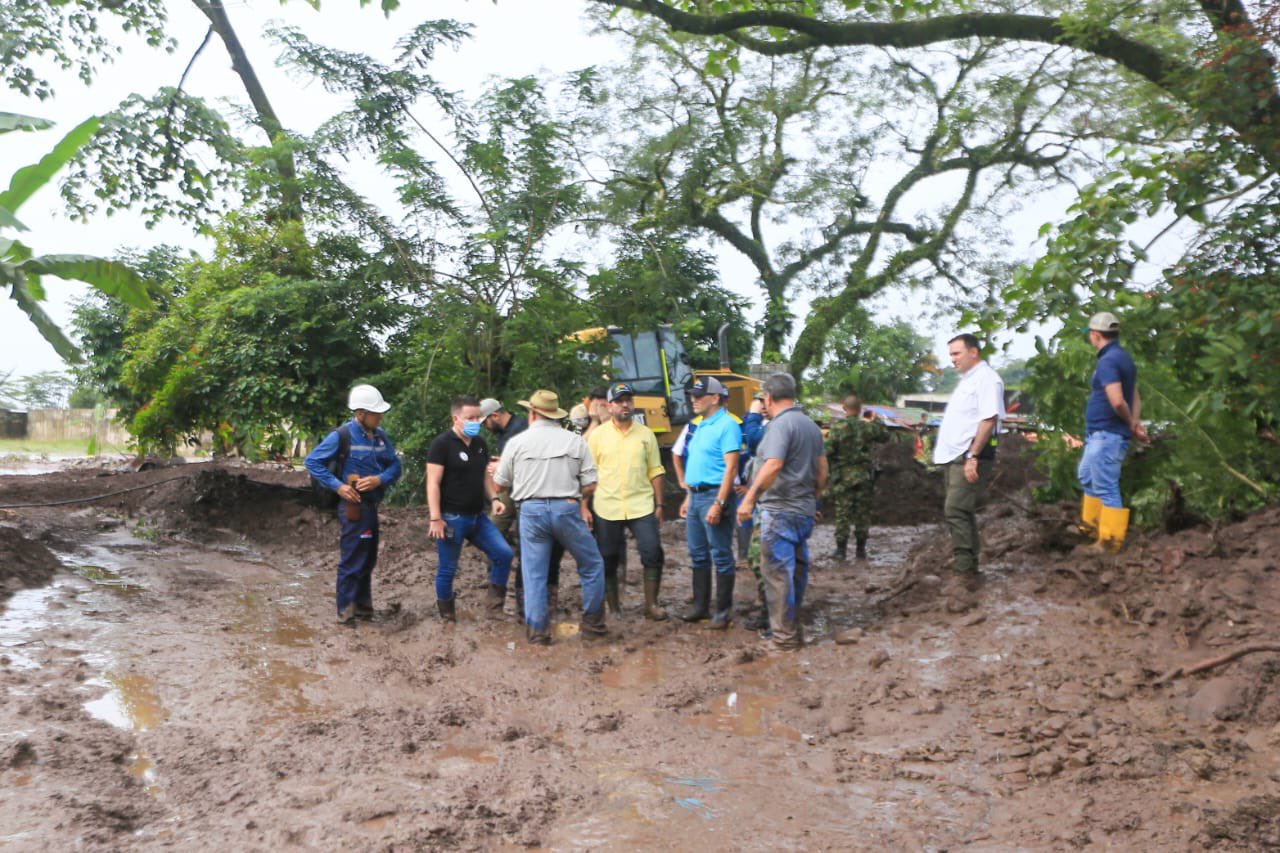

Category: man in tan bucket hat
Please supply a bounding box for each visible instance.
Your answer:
[493,389,607,644]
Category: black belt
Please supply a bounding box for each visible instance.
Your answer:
[687,484,718,492]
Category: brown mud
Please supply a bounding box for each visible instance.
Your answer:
[2,441,1279,850]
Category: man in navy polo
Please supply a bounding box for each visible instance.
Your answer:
[679,376,742,627]
[1079,311,1149,551]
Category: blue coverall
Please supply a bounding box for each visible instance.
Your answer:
[305,420,402,616]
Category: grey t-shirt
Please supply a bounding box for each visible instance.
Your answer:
[756,405,825,516]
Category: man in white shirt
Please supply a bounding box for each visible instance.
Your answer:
[933,333,1005,588]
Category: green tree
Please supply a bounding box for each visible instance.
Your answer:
[591,7,1089,371]
[587,233,752,369]
[811,306,936,402]
[119,217,402,457]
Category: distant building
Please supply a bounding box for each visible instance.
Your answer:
[896,393,950,414]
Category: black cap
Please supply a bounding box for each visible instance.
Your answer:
[607,382,635,402]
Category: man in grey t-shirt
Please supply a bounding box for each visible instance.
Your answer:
[737,373,828,651]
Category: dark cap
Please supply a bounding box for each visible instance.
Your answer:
[689,376,730,398]
[607,382,635,402]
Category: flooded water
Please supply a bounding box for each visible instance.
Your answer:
[599,648,666,688]
[227,592,315,648]
[0,584,66,669]
[83,672,168,731]
[686,691,803,741]
[68,563,145,595]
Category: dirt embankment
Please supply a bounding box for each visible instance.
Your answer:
[2,454,1279,850]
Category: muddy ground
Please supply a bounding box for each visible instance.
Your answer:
[1,440,1279,850]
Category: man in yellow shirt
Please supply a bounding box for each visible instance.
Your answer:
[587,382,668,620]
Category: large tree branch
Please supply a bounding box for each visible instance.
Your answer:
[594,0,1280,166]
[790,165,981,379]
[194,0,302,219]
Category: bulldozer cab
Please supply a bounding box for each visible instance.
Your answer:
[603,325,695,436]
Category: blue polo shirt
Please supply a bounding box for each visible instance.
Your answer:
[683,407,743,488]
[1085,341,1137,437]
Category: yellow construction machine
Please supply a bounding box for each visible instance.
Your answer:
[578,323,760,447]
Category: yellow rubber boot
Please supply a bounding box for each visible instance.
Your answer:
[1095,506,1130,553]
[1078,495,1102,537]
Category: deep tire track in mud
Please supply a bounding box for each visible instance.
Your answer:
[2,457,1280,849]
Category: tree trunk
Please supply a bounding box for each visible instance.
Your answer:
[193,0,303,221]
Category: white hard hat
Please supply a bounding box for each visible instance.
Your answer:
[348,384,391,413]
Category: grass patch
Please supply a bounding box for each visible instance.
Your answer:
[0,437,128,457]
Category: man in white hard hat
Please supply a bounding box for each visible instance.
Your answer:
[305,384,402,625]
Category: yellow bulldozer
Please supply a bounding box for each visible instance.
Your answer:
[576,323,760,447]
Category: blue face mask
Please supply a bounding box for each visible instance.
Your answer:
[462,420,482,438]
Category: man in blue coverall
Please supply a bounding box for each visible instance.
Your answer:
[305,384,403,625]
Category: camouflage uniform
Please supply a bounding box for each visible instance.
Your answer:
[824,416,890,557]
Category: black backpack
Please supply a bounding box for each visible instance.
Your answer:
[311,426,352,508]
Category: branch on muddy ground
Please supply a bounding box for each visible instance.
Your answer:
[1154,643,1280,686]
[1053,564,1093,588]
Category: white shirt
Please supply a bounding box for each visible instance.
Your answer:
[934,361,1005,464]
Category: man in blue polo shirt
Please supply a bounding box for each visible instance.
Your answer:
[679,376,742,627]
[1079,311,1149,551]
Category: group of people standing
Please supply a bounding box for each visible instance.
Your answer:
[305,310,1146,642]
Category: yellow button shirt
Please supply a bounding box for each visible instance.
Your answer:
[587,419,665,521]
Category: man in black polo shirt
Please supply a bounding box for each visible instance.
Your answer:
[426,395,514,622]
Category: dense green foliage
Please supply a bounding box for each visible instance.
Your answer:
[587,234,752,370]
[810,306,937,403]
[113,218,401,457]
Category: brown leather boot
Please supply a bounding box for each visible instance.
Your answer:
[485,583,506,614]
[436,597,456,623]
[643,575,667,621]
[581,609,608,637]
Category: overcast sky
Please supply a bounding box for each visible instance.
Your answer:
[3,0,1063,386]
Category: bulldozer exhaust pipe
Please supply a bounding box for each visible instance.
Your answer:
[717,323,730,371]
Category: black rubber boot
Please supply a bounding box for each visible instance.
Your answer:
[834,539,848,561]
[708,573,735,630]
[680,569,711,622]
[605,577,622,615]
[855,535,868,560]
[436,597,456,623]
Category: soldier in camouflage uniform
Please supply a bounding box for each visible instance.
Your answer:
[825,394,889,560]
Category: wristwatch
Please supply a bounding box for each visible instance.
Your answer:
[714,498,726,507]
[964,451,977,461]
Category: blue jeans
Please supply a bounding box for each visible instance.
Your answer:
[686,490,737,576]
[759,509,814,646]
[518,499,605,633]
[1078,431,1129,508]
[337,500,379,614]
[434,512,513,601]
